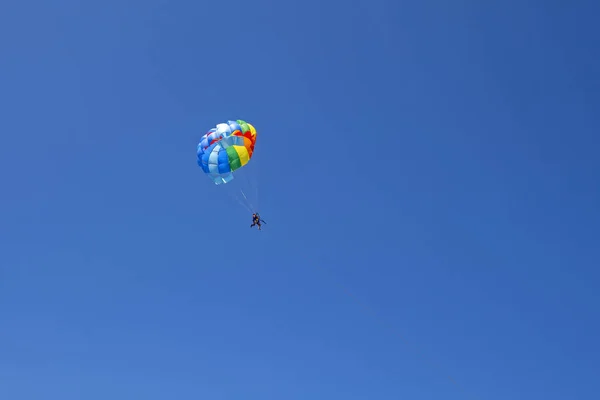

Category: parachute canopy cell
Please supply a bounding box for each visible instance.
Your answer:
[197,119,257,185]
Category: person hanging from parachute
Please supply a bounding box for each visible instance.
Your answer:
[250,212,266,230]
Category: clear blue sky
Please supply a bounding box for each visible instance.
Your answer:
[1,1,599,399]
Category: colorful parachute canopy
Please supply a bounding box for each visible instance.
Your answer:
[197,119,257,185]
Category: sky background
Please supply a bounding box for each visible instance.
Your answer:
[1,1,599,399]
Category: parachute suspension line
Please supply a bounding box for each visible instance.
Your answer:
[238,160,258,213]
[239,189,256,213]
[249,150,259,212]
[238,141,259,213]
[223,185,253,214]
[253,163,259,213]
[236,195,253,214]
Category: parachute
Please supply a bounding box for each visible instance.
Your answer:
[196,120,257,185]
